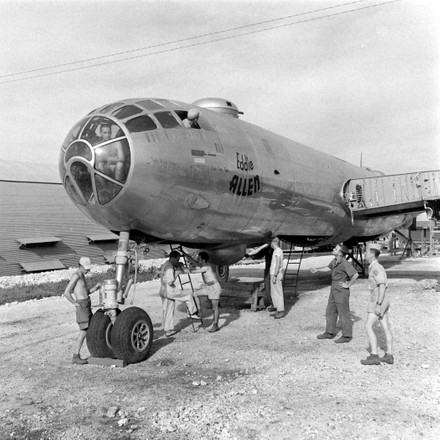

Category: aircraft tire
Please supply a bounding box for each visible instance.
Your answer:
[111,307,153,364]
[215,265,229,283]
[86,309,117,359]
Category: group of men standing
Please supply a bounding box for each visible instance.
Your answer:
[312,242,394,365]
[64,238,394,367]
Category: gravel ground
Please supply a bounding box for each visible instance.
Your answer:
[0,254,439,440]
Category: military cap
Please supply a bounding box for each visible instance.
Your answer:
[368,243,382,252]
[338,244,350,255]
[79,256,93,270]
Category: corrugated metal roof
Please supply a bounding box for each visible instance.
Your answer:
[0,160,59,183]
[0,177,119,277]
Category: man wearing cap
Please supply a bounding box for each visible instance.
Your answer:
[63,257,101,365]
[361,243,394,365]
[312,243,359,343]
[182,108,200,129]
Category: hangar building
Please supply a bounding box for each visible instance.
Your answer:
[0,160,119,277]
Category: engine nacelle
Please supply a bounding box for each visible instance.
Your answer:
[204,244,247,265]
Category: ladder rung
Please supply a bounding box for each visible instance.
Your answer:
[170,244,195,292]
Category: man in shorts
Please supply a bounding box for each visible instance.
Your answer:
[361,243,394,365]
[188,251,222,333]
[63,257,101,365]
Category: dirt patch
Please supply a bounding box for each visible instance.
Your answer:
[0,255,439,439]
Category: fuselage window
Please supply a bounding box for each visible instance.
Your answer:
[154,111,180,129]
[113,105,143,120]
[125,115,157,133]
[137,99,165,111]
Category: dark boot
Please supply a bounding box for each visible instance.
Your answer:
[317,332,335,339]
[334,336,352,343]
[380,353,394,364]
[72,354,88,365]
[208,323,220,333]
[360,354,380,365]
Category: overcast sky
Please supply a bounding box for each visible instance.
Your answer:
[0,0,438,175]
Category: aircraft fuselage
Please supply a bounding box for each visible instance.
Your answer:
[59,97,412,258]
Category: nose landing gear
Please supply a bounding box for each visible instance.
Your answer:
[86,231,153,364]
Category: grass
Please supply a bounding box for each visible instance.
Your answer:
[0,268,159,306]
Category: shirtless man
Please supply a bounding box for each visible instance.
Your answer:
[63,257,101,365]
[186,251,222,333]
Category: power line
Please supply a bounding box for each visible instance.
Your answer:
[0,0,401,85]
[0,0,370,79]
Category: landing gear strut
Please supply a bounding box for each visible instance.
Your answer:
[86,231,153,364]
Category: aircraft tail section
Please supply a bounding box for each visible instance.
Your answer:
[343,170,440,221]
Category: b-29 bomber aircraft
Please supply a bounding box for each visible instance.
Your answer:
[59,97,439,364]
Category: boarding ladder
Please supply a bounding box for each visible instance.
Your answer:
[282,243,304,296]
[169,245,201,330]
[169,244,194,292]
[343,170,440,222]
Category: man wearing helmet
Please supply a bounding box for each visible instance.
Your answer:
[183,108,200,129]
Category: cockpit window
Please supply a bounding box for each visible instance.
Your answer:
[62,115,129,207]
[125,115,157,133]
[94,139,130,183]
[81,116,123,146]
[65,141,92,163]
[95,174,123,205]
[62,117,89,150]
[154,111,180,128]
[113,105,143,120]
[71,161,95,204]
[65,175,86,206]
[100,102,125,114]
[174,110,214,131]
[137,99,165,111]
[155,99,179,106]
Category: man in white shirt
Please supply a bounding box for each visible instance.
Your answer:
[269,236,285,319]
[159,251,200,337]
